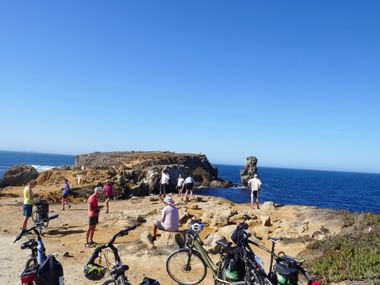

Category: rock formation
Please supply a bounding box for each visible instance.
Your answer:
[0,165,39,187]
[240,156,258,186]
[74,151,223,195]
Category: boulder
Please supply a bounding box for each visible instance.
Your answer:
[0,165,38,187]
[259,215,272,227]
[208,179,233,188]
[217,225,237,242]
[155,231,185,248]
[261,201,275,211]
[204,233,227,254]
[240,156,258,186]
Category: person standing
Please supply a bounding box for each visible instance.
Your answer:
[183,176,194,201]
[159,169,170,198]
[176,174,185,199]
[21,180,37,230]
[85,187,102,247]
[103,179,113,213]
[248,174,262,209]
[151,196,179,242]
[61,179,71,210]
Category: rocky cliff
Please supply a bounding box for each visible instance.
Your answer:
[74,151,228,195]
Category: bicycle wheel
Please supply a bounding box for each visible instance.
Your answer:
[25,258,37,269]
[166,248,207,285]
[31,211,38,224]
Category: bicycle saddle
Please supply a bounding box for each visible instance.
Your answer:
[110,265,129,275]
[268,237,282,243]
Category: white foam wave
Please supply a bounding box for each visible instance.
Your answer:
[31,165,57,173]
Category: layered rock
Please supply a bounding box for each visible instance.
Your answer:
[74,151,221,194]
[0,165,39,187]
[240,156,258,186]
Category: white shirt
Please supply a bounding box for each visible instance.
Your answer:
[160,172,170,185]
[177,177,185,187]
[248,177,262,191]
[184,177,193,184]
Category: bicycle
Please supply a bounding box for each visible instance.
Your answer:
[230,222,321,285]
[31,199,51,235]
[84,225,160,285]
[14,214,63,285]
[166,220,245,285]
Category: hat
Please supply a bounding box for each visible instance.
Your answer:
[164,196,175,205]
[94,186,103,194]
[254,174,258,178]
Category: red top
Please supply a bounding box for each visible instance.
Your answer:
[103,183,113,197]
[88,193,99,217]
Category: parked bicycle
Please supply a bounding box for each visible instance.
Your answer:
[84,225,160,285]
[166,219,244,285]
[31,199,51,235]
[14,214,64,285]
[229,222,321,285]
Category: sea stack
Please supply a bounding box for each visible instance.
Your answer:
[240,156,258,186]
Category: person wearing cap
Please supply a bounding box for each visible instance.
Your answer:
[151,196,179,242]
[103,179,113,213]
[21,179,37,230]
[85,187,103,247]
[247,174,262,209]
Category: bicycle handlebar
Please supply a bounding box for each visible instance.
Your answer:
[14,214,59,243]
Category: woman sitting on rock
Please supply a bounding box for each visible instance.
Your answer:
[151,196,179,242]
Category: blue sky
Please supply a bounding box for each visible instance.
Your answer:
[0,1,379,173]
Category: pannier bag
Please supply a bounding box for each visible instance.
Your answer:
[274,256,299,285]
[222,253,246,282]
[38,254,64,285]
[36,200,49,220]
[139,276,160,285]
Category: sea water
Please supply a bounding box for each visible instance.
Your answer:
[1,151,379,214]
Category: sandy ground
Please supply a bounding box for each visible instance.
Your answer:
[0,185,343,285]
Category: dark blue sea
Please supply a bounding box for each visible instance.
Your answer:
[1,151,379,214]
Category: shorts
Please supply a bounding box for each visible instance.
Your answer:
[160,184,168,194]
[154,220,165,230]
[63,193,69,199]
[88,216,99,225]
[185,183,194,191]
[251,191,258,199]
[23,204,33,217]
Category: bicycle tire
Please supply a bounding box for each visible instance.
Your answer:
[166,248,207,285]
[31,211,38,224]
[25,257,37,269]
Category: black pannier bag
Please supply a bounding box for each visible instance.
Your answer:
[36,200,49,220]
[38,255,64,285]
[274,256,299,285]
[139,276,160,285]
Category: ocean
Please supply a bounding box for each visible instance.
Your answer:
[1,151,379,214]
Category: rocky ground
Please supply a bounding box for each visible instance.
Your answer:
[0,184,347,285]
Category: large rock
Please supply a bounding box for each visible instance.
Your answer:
[240,156,258,186]
[74,151,221,194]
[0,165,39,187]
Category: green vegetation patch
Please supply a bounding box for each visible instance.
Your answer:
[306,231,380,282]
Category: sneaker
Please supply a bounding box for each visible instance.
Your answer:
[68,205,71,209]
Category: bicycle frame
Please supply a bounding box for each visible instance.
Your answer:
[185,230,219,276]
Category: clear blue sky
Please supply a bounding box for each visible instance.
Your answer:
[0,1,379,173]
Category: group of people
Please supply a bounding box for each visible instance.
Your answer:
[20,170,262,248]
[160,169,195,201]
